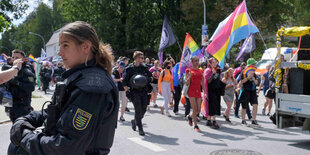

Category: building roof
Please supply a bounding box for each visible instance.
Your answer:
[46,28,62,46]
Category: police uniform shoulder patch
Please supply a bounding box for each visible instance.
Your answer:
[72,108,92,130]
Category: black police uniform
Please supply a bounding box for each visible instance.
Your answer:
[9,59,119,155]
[6,63,35,122]
[123,63,152,134]
[53,66,66,82]
[39,66,52,93]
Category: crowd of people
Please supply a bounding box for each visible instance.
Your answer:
[112,51,276,134]
[0,21,279,154]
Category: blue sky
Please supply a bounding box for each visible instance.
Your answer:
[0,0,51,38]
[12,0,52,26]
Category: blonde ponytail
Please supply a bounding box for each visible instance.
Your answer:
[96,43,114,74]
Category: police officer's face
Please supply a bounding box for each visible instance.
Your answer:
[58,35,86,69]
[136,55,144,64]
[12,53,23,61]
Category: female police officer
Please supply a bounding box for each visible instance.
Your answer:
[9,21,119,155]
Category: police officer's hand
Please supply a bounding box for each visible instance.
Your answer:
[10,118,35,146]
[13,59,23,71]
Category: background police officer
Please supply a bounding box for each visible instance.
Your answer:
[123,51,152,136]
[39,62,52,94]
[9,21,119,155]
[53,61,65,83]
[6,50,35,122]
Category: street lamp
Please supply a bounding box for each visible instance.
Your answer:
[202,0,206,25]
[29,32,46,52]
[1,46,10,52]
[201,0,209,47]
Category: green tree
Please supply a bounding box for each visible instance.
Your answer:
[29,3,54,57]
[294,0,310,26]
[0,0,29,32]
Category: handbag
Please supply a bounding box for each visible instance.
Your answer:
[182,77,190,98]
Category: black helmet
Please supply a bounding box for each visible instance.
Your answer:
[130,74,148,89]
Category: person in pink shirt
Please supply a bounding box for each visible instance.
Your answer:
[149,60,162,107]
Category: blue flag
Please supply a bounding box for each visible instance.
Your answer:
[158,16,177,64]
[236,33,256,61]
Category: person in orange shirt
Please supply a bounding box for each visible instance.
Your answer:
[158,60,175,117]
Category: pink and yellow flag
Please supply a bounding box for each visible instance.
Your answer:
[206,0,259,68]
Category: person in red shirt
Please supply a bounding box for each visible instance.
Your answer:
[185,56,206,132]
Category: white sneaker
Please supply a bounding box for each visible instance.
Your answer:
[174,112,179,115]
[165,112,171,117]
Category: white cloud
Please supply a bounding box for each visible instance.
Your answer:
[12,0,52,26]
[0,0,52,38]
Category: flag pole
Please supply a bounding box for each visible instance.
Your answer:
[247,10,267,50]
[176,40,183,54]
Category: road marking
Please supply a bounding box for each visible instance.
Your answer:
[128,137,166,152]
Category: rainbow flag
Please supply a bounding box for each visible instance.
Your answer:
[178,33,203,76]
[1,53,8,62]
[28,54,36,62]
[243,65,257,78]
[1,53,8,59]
[206,1,259,68]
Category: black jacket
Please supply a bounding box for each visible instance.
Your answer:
[53,66,66,77]
[123,63,152,91]
[7,63,35,99]
[19,60,119,155]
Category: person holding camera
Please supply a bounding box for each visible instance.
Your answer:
[8,21,119,155]
[123,51,153,136]
[165,54,175,65]
[0,59,23,85]
[4,50,36,123]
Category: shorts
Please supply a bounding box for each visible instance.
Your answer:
[239,90,258,109]
[119,91,128,108]
[265,89,275,99]
[151,83,158,93]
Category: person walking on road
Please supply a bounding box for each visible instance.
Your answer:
[113,61,127,121]
[149,60,162,107]
[185,56,206,132]
[204,58,222,129]
[239,58,259,126]
[158,60,174,117]
[123,51,153,136]
[172,62,182,115]
[222,68,238,123]
[257,64,274,116]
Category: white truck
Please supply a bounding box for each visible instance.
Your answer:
[274,27,310,131]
